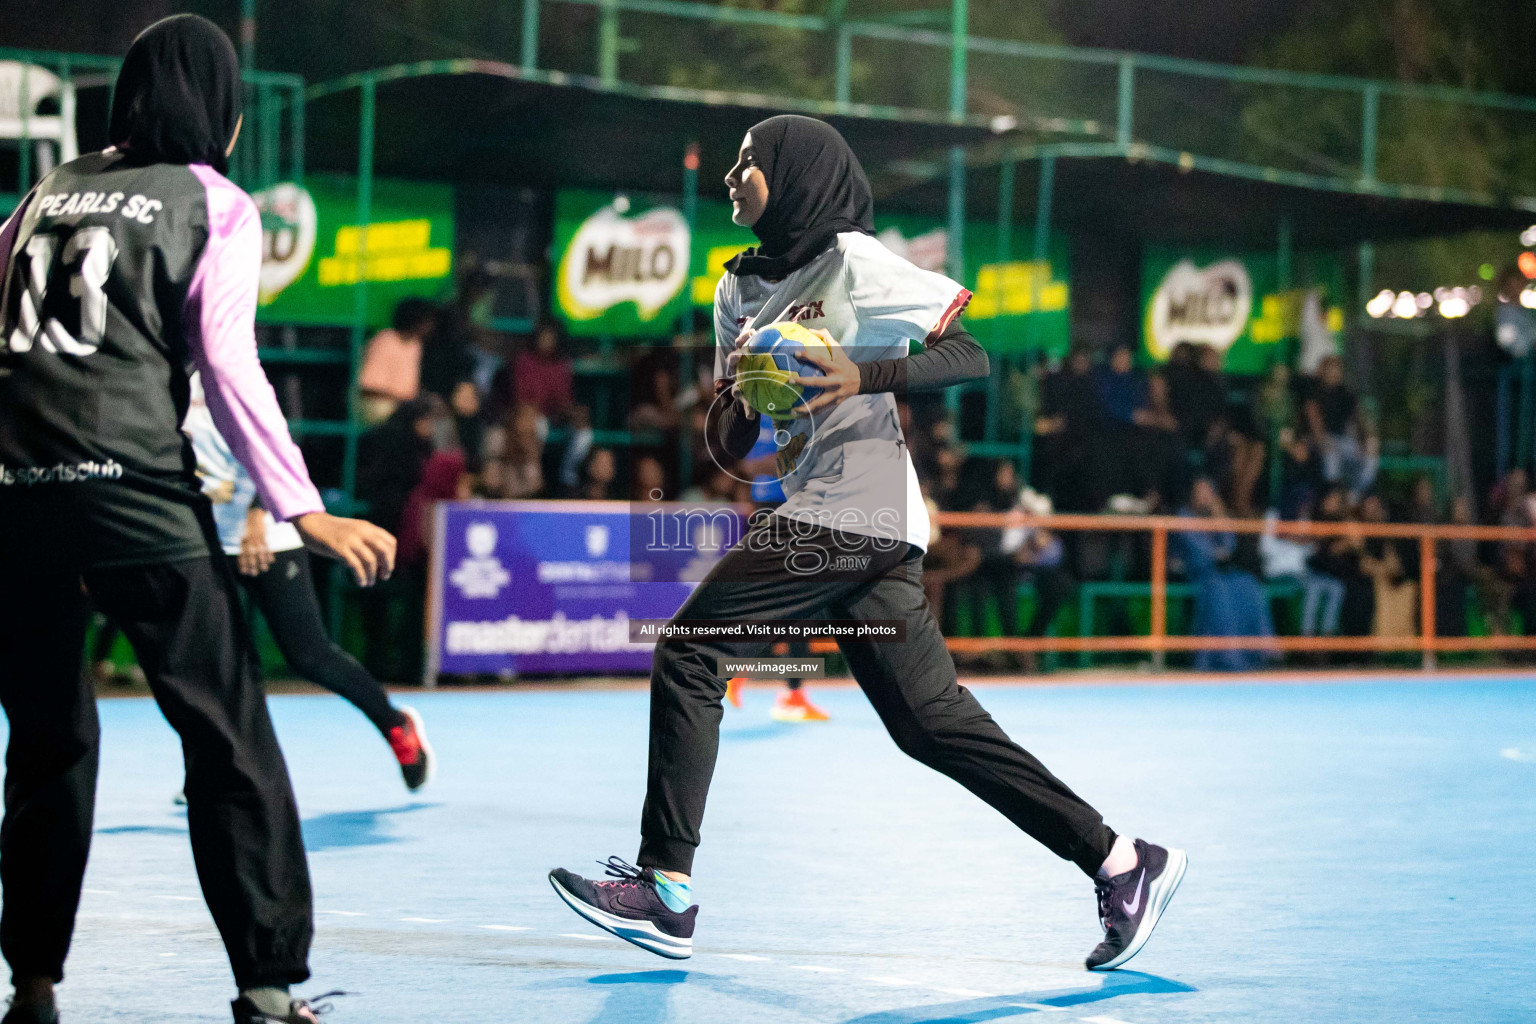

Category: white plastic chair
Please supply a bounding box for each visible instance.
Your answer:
[0,62,79,178]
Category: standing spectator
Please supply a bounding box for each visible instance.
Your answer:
[358,298,435,425]
[1165,343,1227,451]
[1132,370,1185,505]
[393,450,470,682]
[480,404,547,500]
[1034,347,1102,511]
[1305,355,1378,500]
[1176,478,1275,672]
[357,397,440,536]
[422,269,492,459]
[504,319,575,422]
[1094,343,1146,429]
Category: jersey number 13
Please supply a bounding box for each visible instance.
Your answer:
[5,226,120,356]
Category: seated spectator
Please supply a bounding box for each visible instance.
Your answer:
[480,404,547,500]
[358,298,435,425]
[1094,343,1146,429]
[1203,409,1267,517]
[1357,494,1417,639]
[1446,494,1512,635]
[1309,487,1374,643]
[1305,355,1378,500]
[1260,504,1344,641]
[630,367,682,432]
[424,270,492,460]
[399,450,471,568]
[1176,477,1275,672]
[921,483,981,633]
[579,447,619,501]
[680,466,738,505]
[632,454,668,501]
[1493,469,1536,640]
[558,405,596,494]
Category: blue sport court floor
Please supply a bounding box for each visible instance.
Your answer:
[11,673,1535,1023]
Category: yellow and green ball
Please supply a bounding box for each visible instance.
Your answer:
[735,321,835,420]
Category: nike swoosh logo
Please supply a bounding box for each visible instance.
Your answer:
[1122,870,1145,916]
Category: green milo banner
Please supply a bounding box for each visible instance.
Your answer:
[554,188,1071,352]
[1140,246,1345,374]
[254,174,455,327]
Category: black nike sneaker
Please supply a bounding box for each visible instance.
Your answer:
[2,1003,58,1024]
[230,991,341,1023]
[549,857,697,959]
[1086,838,1188,971]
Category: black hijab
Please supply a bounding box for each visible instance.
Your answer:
[725,115,874,280]
[110,15,242,174]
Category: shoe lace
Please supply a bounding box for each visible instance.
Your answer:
[595,855,648,888]
[1093,878,1113,931]
[293,991,347,1020]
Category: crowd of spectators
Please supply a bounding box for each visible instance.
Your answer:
[350,291,1536,677]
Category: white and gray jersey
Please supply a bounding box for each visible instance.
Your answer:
[713,231,970,551]
[184,372,303,556]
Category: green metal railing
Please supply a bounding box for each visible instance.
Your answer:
[0,47,303,206]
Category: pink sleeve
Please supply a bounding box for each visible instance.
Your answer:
[185,165,324,522]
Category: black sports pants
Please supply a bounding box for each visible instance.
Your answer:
[637,517,1116,877]
[0,555,311,989]
[233,548,399,734]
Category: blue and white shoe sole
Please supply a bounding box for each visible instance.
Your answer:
[548,874,693,960]
[1089,848,1188,971]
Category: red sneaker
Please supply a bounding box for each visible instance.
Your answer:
[770,687,829,722]
[386,706,434,791]
[725,677,744,709]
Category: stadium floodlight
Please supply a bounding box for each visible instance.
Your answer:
[1521,225,1536,247]
[1522,286,1536,310]
[1366,289,1395,318]
[1392,291,1419,318]
[1438,295,1470,318]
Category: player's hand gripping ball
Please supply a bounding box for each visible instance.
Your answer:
[735,321,837,420]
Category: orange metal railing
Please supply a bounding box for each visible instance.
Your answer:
[813,512,1536,666]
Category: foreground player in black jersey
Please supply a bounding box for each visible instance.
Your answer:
[0,17,393,1024]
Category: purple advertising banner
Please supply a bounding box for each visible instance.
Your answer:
[427,500,747,679]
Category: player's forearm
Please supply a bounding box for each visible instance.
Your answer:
[710,379,762,461]
[856,318,989,395]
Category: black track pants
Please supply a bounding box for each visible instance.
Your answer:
[233,549,400,735]
[0,555,312,989]
[637,518,1116,877]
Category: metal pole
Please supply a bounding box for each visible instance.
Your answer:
[343,77,376,506]
[18,63,30,191]
[522,0,541,70]
[599,0,621,85]
[835,26,853,105]
[984,157,1015,443]
[291,81,305,183]
[1031,152,1055,347]
[679,142,700,489]
[1360,83,1379,184]
[1116,57,1135,147]
[1276,214,1292,291]
[944,0,968,420]
[1356,241,1374,322]
[1151,526,1167,671]
[1419,533,1436,671]
[240,0,257,70]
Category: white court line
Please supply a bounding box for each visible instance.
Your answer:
[1079,1016,1137,1024]
[717,954,770,962]
[934,987,999,998]
[154,895,197,902]
[790,965,844,973]
[399,917,449,923]
[159,952,177,957]
[479,924,530,932]
[561,933,614,941]
[1016,1004,1071,1013]
[866,976,920,987]
[318,910,368,917]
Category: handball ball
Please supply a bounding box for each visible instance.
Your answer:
[735,321,834,420]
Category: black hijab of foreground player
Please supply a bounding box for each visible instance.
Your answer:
[725,114,874,280]
[109,14,242,174]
